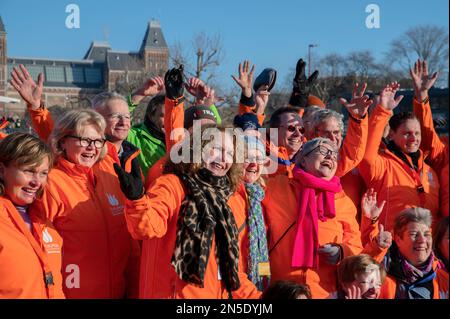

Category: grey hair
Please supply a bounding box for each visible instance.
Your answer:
[48,109,107,161]
[90,91,127,112]
[394,207,432,237]
[312,109,344,132]
[302,105,323,123]
[297,137,337,163]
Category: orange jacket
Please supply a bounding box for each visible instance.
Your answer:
[32,156,140,299]
[262,173,363,299]
[359,104,440,246]
[125,173,260,299]
[413,98,449,217]
[0,197,64,299]
[340,168,366,224]
[380,258,449,299]
[238,102,265,126]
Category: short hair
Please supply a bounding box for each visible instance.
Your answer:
[49,109,107,161]
[389,112,419,132]
[269,107,300,128]
[91,91,127,112]
[393,207,432,237]
[312,109,344,132]
[0,132,53,196]
[302,105,322,122]
[297,137,337,163]
[145,94,165,120]
[337,254,386,287]
[433,216,449,255]
[261,280,312,299]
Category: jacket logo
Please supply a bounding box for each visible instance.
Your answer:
[106,193,119,206]
[42,228,53,243]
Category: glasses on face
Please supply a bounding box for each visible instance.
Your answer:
[107,113,131,121]
[66,135,106,149]
[280,124,305,134]
[305,145,338,160]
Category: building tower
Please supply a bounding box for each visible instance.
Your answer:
[139,20,169,76]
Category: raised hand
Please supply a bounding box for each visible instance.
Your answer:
[340,83,372,119]
[409,59,438,101]
[231,60,255,98]
[185,77,208,103]
[376,224,392,249]
[379,82,404,111]
[131,76,165,105]
[113,158,144,201]
[164,65,185,100]
[345,285,362,299]
[361,188,386,221]
[288,58,319,108]
[255,85,270,115]
[10,64,44,110]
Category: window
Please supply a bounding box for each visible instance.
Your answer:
[25,65,44,81]
[66,66,84,83]
[45,66,65,82]
[85,68,102,84]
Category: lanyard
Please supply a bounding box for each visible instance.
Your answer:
[5,200,55,298]
[396,156,426,207]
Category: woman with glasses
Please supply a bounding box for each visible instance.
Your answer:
[263,137,363,298]
[28,109,140,299]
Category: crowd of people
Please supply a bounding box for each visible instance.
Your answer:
[0,57,448,299]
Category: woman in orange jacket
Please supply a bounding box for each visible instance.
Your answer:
[359,82,440,247]
[263,138,363,299]
[0,133,64,299]
[379,207,449,299]
[115,124,260,299]
[10,65,140,298]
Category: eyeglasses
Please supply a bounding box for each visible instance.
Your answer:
[107,113,131,121]
[66,135,106,149]
[304,145,338,160]
[280,124,305,134]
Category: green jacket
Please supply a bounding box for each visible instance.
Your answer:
[127,123,166,178]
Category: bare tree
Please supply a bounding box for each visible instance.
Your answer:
[170,32,225,83]
[387,25,449,86]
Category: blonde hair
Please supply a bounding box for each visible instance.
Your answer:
[0,132,53,197]
[164,125,244,193]
[337,254,386,286]
[48,109,107,161]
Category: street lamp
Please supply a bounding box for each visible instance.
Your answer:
[308,44,319,77]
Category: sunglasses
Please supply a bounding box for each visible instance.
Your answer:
[281,124,305,134]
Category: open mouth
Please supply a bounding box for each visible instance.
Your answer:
[81,153,96,160]
[211,162,225,170]
[320,160,333,169]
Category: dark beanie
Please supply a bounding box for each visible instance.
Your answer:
[184,105,217,129]
[233,112,261,131]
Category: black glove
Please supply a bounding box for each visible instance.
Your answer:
[288,58,319,108]
[164,65,185,100]
[113,158,144,200]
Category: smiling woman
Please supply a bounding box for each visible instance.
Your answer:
[0,133,64,299]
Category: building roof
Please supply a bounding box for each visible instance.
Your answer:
[0,16,5,33]
[7,57,104,89]
[139,20,168,52]
[83,41,111,62]
[107,51,143,71]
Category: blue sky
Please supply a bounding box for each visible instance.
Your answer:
[1,0,448,90]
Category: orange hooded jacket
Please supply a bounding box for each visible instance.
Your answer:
[413,98,449,218]
[0,196,64,299]
[359,104,440,246]
[262,173,363,299]
[125,173,260,299]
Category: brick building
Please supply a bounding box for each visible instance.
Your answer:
[0,16,169,116]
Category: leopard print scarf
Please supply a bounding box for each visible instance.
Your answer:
[171,168,241,295]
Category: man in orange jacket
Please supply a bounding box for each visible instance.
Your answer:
[359,82,440,247]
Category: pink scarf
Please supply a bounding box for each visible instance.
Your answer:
[291,166,342,268]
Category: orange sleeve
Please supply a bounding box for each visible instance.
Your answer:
[413,98,448,172]
[360,218,388,262]
[359,105,391,185]
[337,207,363,258]
[124,175,184,240]
[336,115,368,177]
[0,131,7,139]
[164,97,185,153]
[238,102,265,126]
[28,106,54,142]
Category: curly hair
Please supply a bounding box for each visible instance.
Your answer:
[164,125,244,193]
